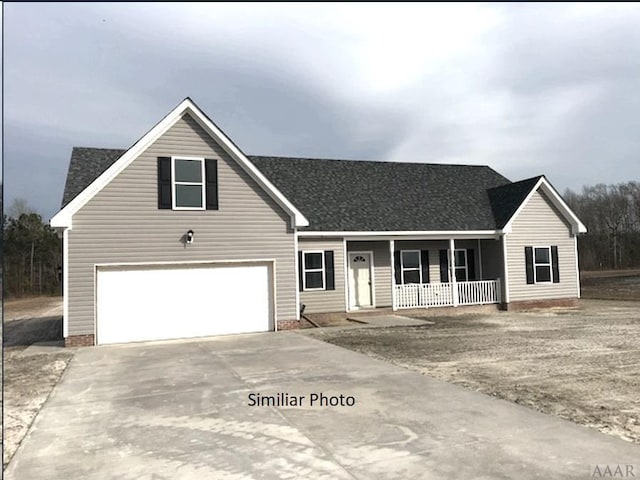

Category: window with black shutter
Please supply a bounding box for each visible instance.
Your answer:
[300,250,335,291]
[525,246,559,284]
[157,156,218,210]
[398,250,430,284]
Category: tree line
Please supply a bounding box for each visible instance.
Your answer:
[565,181,640,270]
[3,200,62,298]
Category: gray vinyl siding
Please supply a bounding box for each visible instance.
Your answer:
[347,241,392,307]
[506,189,578,302]
[299,238,345,313]
[67,113,296,336]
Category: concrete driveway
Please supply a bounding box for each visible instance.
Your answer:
[6,332,639,480]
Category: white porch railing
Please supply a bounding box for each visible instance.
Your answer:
[394,280,501,309]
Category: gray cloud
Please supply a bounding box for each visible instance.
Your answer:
[4,3,640,220]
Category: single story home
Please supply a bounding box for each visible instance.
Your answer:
[51,98,587,346]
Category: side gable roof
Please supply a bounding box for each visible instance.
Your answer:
[51,98,309,229]
[249,156,511,231]
[54,100,585,235]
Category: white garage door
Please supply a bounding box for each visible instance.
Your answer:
[96,262,272,345]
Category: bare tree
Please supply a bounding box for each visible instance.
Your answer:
[7,197,36,218]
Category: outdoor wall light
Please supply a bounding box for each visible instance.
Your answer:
[186,230,195,244]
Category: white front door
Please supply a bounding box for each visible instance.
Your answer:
[348,252,373,309]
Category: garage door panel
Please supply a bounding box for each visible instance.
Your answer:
[97,263,272,345]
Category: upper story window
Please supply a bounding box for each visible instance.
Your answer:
[157,156,218,211]
[173,157,205,210]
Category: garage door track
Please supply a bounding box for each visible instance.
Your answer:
[6,332,639,479]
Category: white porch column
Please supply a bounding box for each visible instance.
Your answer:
[477,238,483,280]
[449,238,459,307]
[390,239,397,311]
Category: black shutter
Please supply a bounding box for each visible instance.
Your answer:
[467,249,476,281]
[205,159,218,210]
[394,251,402,285]
[551,246,560,283]
[439,250,449,282]
[298,251,304,291]
[324,251,335,290]
[157,157,171,209]
[525,247,534,284]
[420,250,430,284]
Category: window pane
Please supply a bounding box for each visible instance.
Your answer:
[305,271,324,289]
[403,270,421,284]
[175,184,203,208]
[175,159,203,182]
[402,251,420,268]
[305,253,323,270]
[455,267,467,282]
[535,247,550,264]
[536,265,551,282]
[455,250,466,267]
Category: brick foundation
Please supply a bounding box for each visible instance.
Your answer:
[277,319,300,331]
[65,334,95,347]
[502,298,578,312]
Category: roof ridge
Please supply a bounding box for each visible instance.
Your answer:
[487,175,542,192]
[249,154,494,169]
[72,146,127,151]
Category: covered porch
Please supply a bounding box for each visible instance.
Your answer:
[345,235,503,311]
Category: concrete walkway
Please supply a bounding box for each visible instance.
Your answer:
[6,332,639,479]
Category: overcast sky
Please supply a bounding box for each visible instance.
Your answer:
[4,3,640,220]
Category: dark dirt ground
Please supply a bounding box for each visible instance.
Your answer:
[306,297,640,445]
[581,268,640,301]
[3,296,74,468]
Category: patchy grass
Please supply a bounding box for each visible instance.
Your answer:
[3,297,75,468]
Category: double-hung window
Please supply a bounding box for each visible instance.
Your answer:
[454,249,468,282]
[303,251,325,290]
[401,250,422,284]
[525,245,558,284]
[172,157,206,209]
[533,247,552,283]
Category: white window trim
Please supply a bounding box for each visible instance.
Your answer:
[302,250,325,291]
[533,246,553,284]
[400,250,422,285]
[171,156,206,210]
[454,248,468,282]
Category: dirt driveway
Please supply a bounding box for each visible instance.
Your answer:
[306,299,640,445]
[3,296,74,468]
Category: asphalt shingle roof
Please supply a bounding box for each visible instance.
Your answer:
[487,176,543,228]
[249,156,513,231]
[61,147,126,208]
[60,148,541,232]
